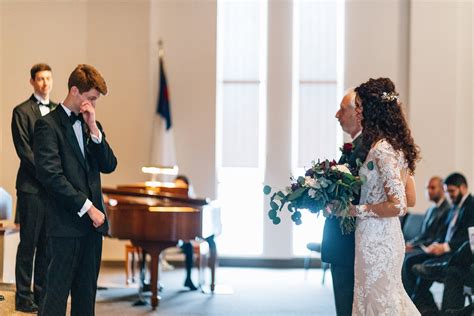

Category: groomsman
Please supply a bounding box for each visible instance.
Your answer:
[34,64,117,315]
[12,63,57,313]
[321,89,369,316]
[402,176,451,295]
[410,173,474,315]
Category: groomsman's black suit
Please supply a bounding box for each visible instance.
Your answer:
[34,105,117,315]
[12,94,57,308]
[402,198,451,295]
[410,194,474,313]
[321,134,369,316]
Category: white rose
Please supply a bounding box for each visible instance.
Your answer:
[332,164,352,174]
[308,188,317,198]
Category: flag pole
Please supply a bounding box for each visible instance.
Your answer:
[158,39,164,59]
[148,39,165,181]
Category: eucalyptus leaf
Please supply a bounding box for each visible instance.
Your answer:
[263,185,272,195]
[270,201,279,210]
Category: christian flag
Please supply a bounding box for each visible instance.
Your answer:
[150,55,176,167]
[157,57,172,130]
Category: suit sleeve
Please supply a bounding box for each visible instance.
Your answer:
[34,118,88,213]
[448,200,474,251]
[88,121,117,174]
[11,108,36,175]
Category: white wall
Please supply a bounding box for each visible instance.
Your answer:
[409,0,473,211]
[345,0,410,101]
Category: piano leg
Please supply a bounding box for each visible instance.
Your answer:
[132,241,175,310]
[206,235,217,292]
[149,252,159,310]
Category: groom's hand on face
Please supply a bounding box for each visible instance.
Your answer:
[80,100,100,137]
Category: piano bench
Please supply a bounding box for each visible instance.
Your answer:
[125,244,141,285]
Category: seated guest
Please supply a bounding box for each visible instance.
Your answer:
[412,241,474,314]
[402,176,451,295]
[174,175,198,290]
[410,173,474,315]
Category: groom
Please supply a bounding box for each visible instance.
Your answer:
[321,89,368,316]
[34,64,117,315]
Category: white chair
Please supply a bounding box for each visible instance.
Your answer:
[0,188,12,221]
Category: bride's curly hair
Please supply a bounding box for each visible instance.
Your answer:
[355,78,420,174]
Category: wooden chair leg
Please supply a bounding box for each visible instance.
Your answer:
[125,246,130,285]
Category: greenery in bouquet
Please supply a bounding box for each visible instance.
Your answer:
[263,159,365,234]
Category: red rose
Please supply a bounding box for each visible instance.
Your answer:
[342,143,353,154]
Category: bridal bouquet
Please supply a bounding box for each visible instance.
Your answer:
[263,159,364,234]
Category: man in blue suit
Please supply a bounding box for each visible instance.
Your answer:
[321,89,368,316]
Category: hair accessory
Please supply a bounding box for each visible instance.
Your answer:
[381,91,399,102]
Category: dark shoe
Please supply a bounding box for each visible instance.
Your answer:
[15,300,38,313]
[412,262,448,281]
[444,304,474,316]
[142,282,163,292]
[184,278,198,291]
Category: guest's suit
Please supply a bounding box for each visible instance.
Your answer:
[408,199,451,247]
[12,94,57,306]
[410,194,474,313]
[34,105,117,315]
[402,199,451,295]
[321,135,369,316]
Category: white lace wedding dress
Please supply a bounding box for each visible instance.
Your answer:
[353,139,420,315]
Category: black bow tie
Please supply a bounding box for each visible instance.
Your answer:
[37,101,51,108]
[69,112,84,125]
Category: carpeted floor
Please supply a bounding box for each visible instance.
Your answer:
[0,265,444,315]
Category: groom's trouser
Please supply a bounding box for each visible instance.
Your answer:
[331,264,354,316]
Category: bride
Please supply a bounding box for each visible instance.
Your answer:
[349,78,421,315]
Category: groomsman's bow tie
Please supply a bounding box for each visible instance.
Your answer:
[69,112,84,125]
[37,101,51,108]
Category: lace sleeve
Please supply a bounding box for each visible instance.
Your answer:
[356,140,408,218]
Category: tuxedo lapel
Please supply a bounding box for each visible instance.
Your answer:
[28,95,42,120]
[455,195,471,230]
[422,206,436,232]
[57,107,87,171]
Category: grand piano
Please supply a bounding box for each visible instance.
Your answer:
[103,181,220,310]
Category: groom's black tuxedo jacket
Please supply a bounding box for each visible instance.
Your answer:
[33,105,117,237]
[321,135,369,266]
[12,94,58,195]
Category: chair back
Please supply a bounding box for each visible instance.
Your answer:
[402,212,424,241]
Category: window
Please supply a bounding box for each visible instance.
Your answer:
[292,0,344,255]
[216,0,267,256]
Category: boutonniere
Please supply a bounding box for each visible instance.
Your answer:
[340,142,354,156]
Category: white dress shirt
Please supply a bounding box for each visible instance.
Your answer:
[34,93,51,116]
[60,104,102,217]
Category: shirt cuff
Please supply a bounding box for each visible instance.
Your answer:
[443,242,451,253]
[90,130,102,144]
[78,199,92,217]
